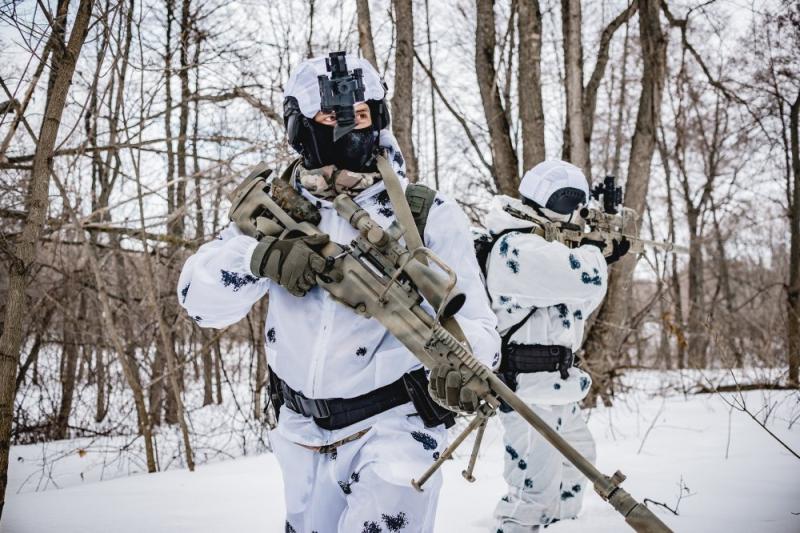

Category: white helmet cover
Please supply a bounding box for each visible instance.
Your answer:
[283,55,386,119]
[518,160,589,214]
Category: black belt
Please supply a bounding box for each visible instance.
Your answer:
[496,344,574,413]
[278,370,419,431]
[500,344,574,379]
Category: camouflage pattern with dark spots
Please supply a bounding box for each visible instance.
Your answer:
[382,511,408,531]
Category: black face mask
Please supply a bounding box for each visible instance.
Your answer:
[307,121,378,172]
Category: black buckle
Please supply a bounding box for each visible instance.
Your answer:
[296,396,331,419]
[281,382,332,419]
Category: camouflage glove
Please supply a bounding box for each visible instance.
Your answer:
[580,236,631,265]
[428,363,481,413]
[604,237,631,265]
[250,233,330,296]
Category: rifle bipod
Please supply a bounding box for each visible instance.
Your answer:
[412,404,493,491]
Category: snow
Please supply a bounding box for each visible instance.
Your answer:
[2,371,799,533]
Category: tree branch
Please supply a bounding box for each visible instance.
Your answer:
[413,49,494,175]
[583,0,639,123]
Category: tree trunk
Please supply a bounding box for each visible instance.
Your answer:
[582,0,667,404]
[501,5,516,132]
[391,0,419,182]
[53,273,81,440]
[788,91,800,386]
[561,0,588,176]
[165,0,177,235]
[149,347,166,426]
[163,346,179,425]
[191,31,204,242]
[0,0,92,515]
[200,330,214,406]
[306,0,315,58]
[659,126,687,368]
[476,0,519,195]
[95,349,108,422]
[686,210,707,368]
[214,338,223,404]
[110,239,153,447]
[517,0,546,169]
[132,139,195,473]
[611,22,630,177]
[176,0,190,240]
[15,308,53,392]
[356,0,379,70]
[711,199,743,367]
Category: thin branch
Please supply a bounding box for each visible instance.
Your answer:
[412,49,494,175]
[583,0,639,121]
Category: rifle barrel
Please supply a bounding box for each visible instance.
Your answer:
[629,236,689,254]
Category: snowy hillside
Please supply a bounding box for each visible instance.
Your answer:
[2,371,798,533]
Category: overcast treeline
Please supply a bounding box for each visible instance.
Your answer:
[0,0,797,518]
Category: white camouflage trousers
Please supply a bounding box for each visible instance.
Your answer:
[493,401,596,532]
[271,407,447,533]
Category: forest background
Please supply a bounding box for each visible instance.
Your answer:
[0,0,798,522]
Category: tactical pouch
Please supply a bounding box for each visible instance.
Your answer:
[402,368,456,429]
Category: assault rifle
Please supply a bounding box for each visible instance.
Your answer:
[506,175,687,255]
[228,158,673,533]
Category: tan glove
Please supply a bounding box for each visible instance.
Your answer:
[250,233,330,296]
[428,363,481,413]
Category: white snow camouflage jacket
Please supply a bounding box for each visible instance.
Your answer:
[178,151,500,446]
[484,195,608,405]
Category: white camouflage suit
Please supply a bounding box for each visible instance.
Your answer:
[178,56,500,533]
[484,195,607,532]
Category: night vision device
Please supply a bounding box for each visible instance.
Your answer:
[318,51,365,141]
[591,175,625,215]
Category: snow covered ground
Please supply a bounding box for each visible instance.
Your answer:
[2,370,799,532]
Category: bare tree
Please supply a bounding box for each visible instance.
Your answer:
[583,0,668,404]
[517,0,546,169]
[476,0,519,195]
[562,0,588,174]
[356,0,379,70]
[790,88,800,386]
[392,0,420,182]
[0,0,93,515]
[561,1,638,178]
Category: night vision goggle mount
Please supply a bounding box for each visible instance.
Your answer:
[318,51,365,141]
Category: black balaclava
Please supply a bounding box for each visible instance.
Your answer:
[306,120,379,172]
[284,95,390,173]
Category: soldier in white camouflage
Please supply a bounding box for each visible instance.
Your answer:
[483,161,629,532]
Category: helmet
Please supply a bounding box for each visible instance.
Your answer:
[283,52,391,172]
[518,160,589,218]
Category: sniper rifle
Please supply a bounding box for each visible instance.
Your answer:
[505,175,687,255]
